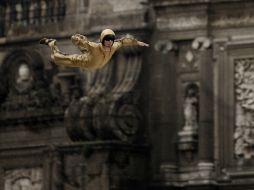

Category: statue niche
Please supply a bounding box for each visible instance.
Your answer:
[0,49,62,120]
[178,83,199,163]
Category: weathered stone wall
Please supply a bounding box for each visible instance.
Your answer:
[0,0,151,190]
[1,0,254,190]
[149,0,254,190]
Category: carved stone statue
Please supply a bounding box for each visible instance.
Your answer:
[183,83,199,132]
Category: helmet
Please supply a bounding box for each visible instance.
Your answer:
[100,29,115,43]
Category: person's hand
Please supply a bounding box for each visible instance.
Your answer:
[137,41,149,47]
[71,35,80,45]
[75,34,87,40]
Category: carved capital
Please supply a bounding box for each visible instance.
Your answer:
[154,40,177,54]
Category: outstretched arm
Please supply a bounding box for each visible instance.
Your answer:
[137,41,149,47]
[115,35,149,49]
[71,34,97,52]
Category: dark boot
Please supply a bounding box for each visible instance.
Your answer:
[39,38,55,45]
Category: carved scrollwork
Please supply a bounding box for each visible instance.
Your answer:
[65,51,143,142]
[154,40,177,54]
[108,93,142,141]
[65,60,113,141]
[192,37,212,51]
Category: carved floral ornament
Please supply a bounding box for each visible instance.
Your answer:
[234,58,254,159]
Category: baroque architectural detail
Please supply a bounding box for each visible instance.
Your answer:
[157,15,207,31]
[65,50,143,142]
[212,13,254,28]
[1,50,45,110]
[154,40,177,54]
[183,83,199,132]
[178,83,199,164]
[2,0,66,37]
[178,38,204,166]
[192,37,211,51]
[180,47,198,71]
[234,58,254,159]
[180,37,211,71]
[4,167,43,190]
[0,49,64,125]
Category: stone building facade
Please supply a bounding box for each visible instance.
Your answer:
[0,0,254,190]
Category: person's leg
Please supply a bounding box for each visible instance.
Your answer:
[53,51,89,68]
[39,38,60,53]
[40,38,88,68]
[53,52,81,67]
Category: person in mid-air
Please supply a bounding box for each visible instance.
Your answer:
[39,29,149,70]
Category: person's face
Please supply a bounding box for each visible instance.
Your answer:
[103,35,115,47]
[103,39,114,47]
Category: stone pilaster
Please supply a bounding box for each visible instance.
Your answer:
[195,37,215,183]
[154,40,179,183]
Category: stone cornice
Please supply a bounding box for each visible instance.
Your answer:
[151,0,248,7]
[154,0,254,33]
[157,15,207,31]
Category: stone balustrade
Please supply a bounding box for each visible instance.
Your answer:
[0,0,66,37]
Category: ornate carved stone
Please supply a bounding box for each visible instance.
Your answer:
[154,40,177,54]
[234,58,254,159]
[182,83,199,132]
[180,37,211,72]
[178,83,199,163]
[212,13,254,29]
[65,61,113,141]
[0,49,64,125]
[4,167,43,190]
[157,15,207,31]
[65,50,143,142]
[180,44,199,71]
[192,37,211,51]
